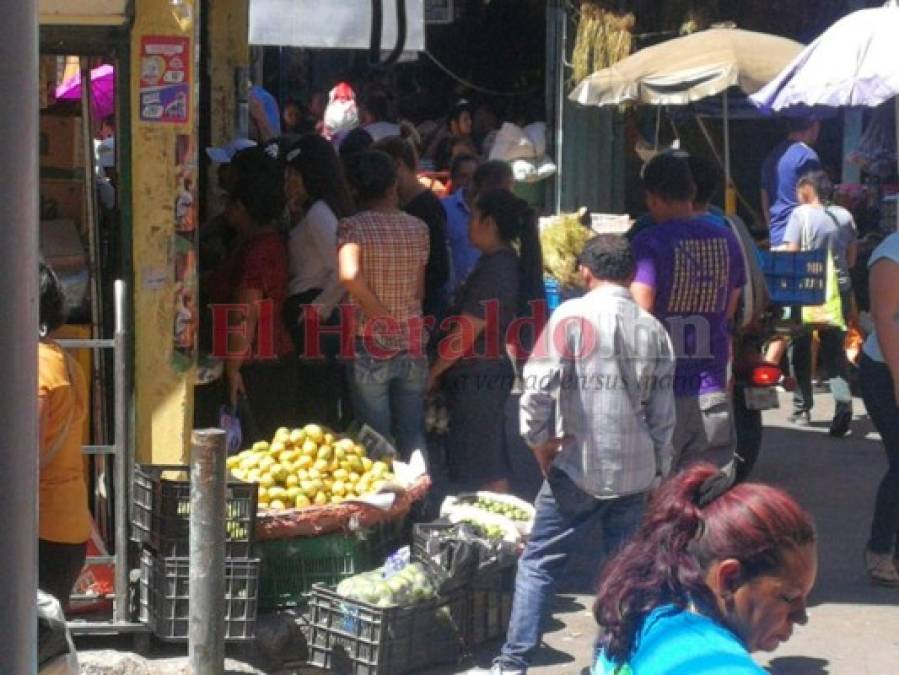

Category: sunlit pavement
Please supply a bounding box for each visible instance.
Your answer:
[451,390,899,674]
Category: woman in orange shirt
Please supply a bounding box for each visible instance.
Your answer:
[38,261,90,607]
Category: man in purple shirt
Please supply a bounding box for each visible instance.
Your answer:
[761,118,821,247]
[631,152,746,470]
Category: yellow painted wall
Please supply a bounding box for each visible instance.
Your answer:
[131,0,199,463]
[207,0,249,213]
[209,0,248,145]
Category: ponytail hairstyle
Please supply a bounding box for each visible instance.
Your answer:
[594,463,816,665]
[475,189,546,318]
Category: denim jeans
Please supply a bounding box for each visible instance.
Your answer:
[792,289,853,416]
[497,468,646,670]
[860,354,899,555]
[350,344,427,459]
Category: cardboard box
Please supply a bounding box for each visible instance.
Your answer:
[40,114,84,170]
[41,178,86,229]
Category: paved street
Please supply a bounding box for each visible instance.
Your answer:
[450,390,899,674]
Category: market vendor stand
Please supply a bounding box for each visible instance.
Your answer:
[569,26,803,216]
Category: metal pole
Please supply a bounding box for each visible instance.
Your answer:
[723,90,734,215]
[0,0,38,672]
[189,428,227,673]
[113,280,130,622]
[894,97,899,231]
[549,0,567,214]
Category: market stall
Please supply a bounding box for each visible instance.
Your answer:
[570,26,803,216]
[133,417,535,672]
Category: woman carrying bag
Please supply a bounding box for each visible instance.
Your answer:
[781,171,853,436]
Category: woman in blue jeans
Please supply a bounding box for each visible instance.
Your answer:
[860,232,899,586]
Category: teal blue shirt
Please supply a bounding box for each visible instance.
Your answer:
[593,605,766,675]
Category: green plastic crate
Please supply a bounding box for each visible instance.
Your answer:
[257,519,406,610]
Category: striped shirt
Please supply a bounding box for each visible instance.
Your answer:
[337,209,430,352]
[520,285,676,498]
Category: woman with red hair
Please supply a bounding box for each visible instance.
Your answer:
[593,464,817,674]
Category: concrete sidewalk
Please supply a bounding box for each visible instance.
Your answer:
[450,391,899,675]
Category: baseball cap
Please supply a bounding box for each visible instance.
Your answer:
[206,138,257,164]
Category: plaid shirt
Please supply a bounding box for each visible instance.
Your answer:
[520,285,676,498]
[338,210,430,352]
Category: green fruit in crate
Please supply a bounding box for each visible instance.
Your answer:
[295,494,311,508]
[270,499,286,510]
[253,441,269,452]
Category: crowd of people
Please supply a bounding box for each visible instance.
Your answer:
[188,90,895,672]
[195,82,543,500]
[32,80,899,674]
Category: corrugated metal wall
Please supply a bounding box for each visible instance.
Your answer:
[545,0,626,216]
[559,103,626,214]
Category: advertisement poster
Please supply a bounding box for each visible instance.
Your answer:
[172,134,198,372]
[139,36,190,124]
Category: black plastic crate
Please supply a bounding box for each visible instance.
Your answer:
[139,548,259,642]
[132,464,257,558]
[467,562,516,647]
[306,584,468,675]
[258,519,405,611]
[759,249,827,306]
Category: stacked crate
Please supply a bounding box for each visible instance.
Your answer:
[132,464,260,641]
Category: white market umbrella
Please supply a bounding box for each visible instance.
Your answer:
[750,3,899,229]
[571,28,804,212]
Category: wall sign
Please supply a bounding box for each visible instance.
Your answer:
[139,36,190,124]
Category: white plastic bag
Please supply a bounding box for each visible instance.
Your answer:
[489,122,536,162]
[323,82,359,139]
[38,591,79,675]
[523,122,547,158]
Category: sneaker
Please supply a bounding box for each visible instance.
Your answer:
[829,408,852,437]
[789,411,811,427]
[865,549,899,586]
